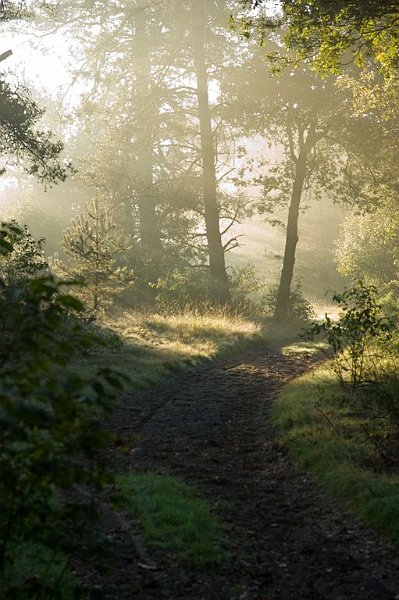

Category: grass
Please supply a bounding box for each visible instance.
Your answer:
[74,308,267,393]
[272,359,399,545]
[281,340,329,357]
[116,473,225,567]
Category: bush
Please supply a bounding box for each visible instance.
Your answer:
[0,219,47,284]
[0,222,125,598]
[261,280,315,322]
[228,264,265,316]
[153,268,211,311]
[154,265,266,316]
[305,281,395,389]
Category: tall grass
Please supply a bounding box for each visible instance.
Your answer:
[74,308,266,392]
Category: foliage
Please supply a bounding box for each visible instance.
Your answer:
[0,222,125,598]
[116,473,225,566]
[56,197,134,315]
[3,543,76,599]
[305,281,395,389]
[239,1,399,78]
[262,280,314,322]
[154,264,263,314]
[0,79,70,183]
[334,207,399,310]
[228,264,264,315]
[0,0,32,20]
[154,268,217,311]
[0,219,47,285]
[236,1,399,144]
[283,1,399,77]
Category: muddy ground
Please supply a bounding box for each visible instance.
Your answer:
[85,345,399,599]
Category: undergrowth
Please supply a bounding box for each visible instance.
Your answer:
[116,473,225,566]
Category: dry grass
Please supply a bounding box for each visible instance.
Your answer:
[75,308,265,392]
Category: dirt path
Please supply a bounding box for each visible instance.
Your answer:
[93,345,399,599]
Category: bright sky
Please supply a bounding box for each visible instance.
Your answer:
[1,28,75,97]
[0,26,82,201]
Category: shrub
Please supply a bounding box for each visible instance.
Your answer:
[228,264,265,316]
[305,281,395,389]
[0,222,125,598]
[262,280,315,322]
[0,219,47,284]
[154,268,218,312]
[154,265,266,316]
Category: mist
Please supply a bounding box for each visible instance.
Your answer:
[0,0,395,317]
[2,2,399,596]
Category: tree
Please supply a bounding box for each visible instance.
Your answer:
[189,0,231,303]
[57,196,134,315]
[335,206,399,309]
[224,46,351,320]
[0,79,70,182]
[240,1,399,78]
[0,219,47,284]
[231,1,399,319]
[43,1,205,299]
[264,75,349,321]
[45,0,251,305]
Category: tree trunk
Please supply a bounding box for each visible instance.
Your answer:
[192,1,230,304]
[134,8,162,282]
[274,151,308,322]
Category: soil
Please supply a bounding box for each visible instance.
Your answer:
[86,344,399,599]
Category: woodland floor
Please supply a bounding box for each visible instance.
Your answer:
[84,344,399,599]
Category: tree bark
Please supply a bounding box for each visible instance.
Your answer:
[274,150,308,322]
[134,8,162,274]
[192,1,230,304]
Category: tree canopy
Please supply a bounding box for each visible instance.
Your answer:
[240,1,399,78]
[0,79,69,182]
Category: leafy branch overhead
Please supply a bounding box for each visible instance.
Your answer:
[239,1,399,77]
[0,80,72,182]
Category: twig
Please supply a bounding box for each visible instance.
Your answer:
[314,404,341,434]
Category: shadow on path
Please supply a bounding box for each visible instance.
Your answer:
[98,345,399,599]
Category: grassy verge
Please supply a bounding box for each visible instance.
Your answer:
[116,473,225,567]
[75,308,267,392]
[272,352,399,545]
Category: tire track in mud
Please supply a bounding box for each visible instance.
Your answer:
[97,345,399,599]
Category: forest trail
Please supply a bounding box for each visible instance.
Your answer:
[93,345,399,599]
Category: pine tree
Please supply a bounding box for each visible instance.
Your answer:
[58,197,133,314]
